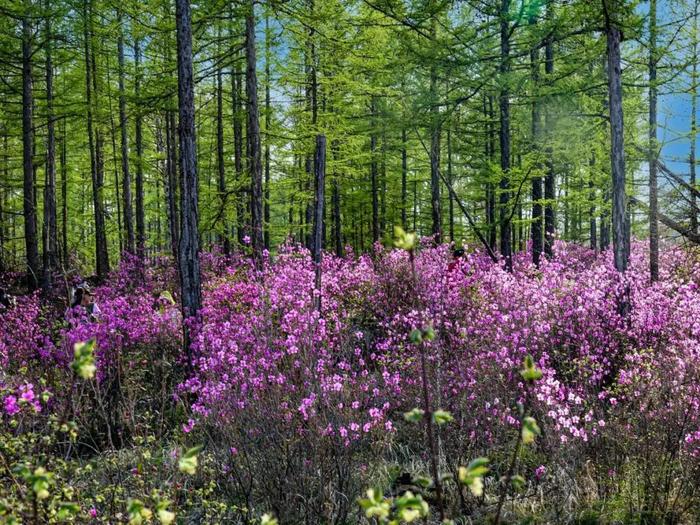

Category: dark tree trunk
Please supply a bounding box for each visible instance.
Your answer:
[605,1,629,273]
[690,0,698,236]
[134,38,145,258]
[118,9,134,254]
[23,11,39,290]
[60,117,67,264]
[430,50,442,244]
[331,139,342,257]
[447,113,454,242]
[401,127,408,229]
[313,135,326,310]
[264,11,271,250]
[165,110,179,259]
[589,155,597,251]
[370,97,379,243]
[649,0,659,280]
[84,0,109,280]
[246,0,264,269]
[232,57,246,247]
[487,94,497,251]
[530,18,543,267]
[499,0,512,270]
[175,0,202,347]
[42,0,58,288]
[216,67,230,255]
[544,3,556,260]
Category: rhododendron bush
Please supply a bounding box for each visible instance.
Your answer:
[2,241,700,522]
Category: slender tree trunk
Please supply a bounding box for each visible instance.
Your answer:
[264,11,271,250]
[232,57,246,246]
[447,112,454,242]
[499,0,512,270]
[165,110,179,259]
[60,117,67,264]
[370,97,379,243]
[649,0,659,280]
[690,0,698,235]
[401,127,408,229]
[134,38,145,258]
[42,0,58,288]
[313,135,326,310]
[118,9,134,254]
[589,155,597,251]
[530,15,543,267]
[216,67,230,255]
[331,139,342,257]
[175,0,202,352]
[246,0,264,269]
[544,3,556,260]
[605,1,629,273]
[487,94,497,251]
[430,23,442,244]
[84,0,109,279]
[23,10,39,290]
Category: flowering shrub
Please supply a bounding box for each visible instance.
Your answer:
[2,241,700,522]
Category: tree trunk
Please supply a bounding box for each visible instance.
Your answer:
[430,29,442,244]
[499,0,512,270]
[232,56,246,247]
[401,127,408,229]
[216,67,230,255]
[135,38,145,258]
[84,0,109,279]
[175,0,202,350]
[118,9,134,254]
[264,11,271,250]
[690,0,699,235]
[166,110,179,259]
[331,139,342,257]
[60,117,68,264]
[544,2,556,260]
[487,94,497,251]
[246,0,264,269]
[649,0,659,280]
[605,1,629,273]
[589,155,597,251]
[313,135,326,310]
[530,15,543,267]
[42,0,58,288]
[23,10,39,290]
[370,97,379,243]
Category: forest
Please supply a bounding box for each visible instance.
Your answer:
[2,0,700,522]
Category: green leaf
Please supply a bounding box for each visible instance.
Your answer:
[178,445,202,475]
[432,409,454,426]
[519,354,543,382]
[403,408,425,423]
[72,339,97,380]
[511,475,526,492]
[521,416,541,445]
[260,513,279,525]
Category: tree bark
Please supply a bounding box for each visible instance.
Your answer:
[401,127,408,229]
[649,0,659,281]
[165,110,179,259]
[118,9,134,254]
[232,55,246,247]
[430,25,442,244]
[216,66,230,255]
[42,0,58,288]
[690,0,699,235]
[84,0,109,280]
[264,10,271,250]
[605,0,630,273]
[530,15,543,267]
[175,0,202,349]
[246,0,264,269]
[370,97,379,243]
[135,38,145,258]
[60,117,67,264]
[544,1,556,260]
[499,0,512,270]
[313,135,326,310]
[23,9,39,290]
